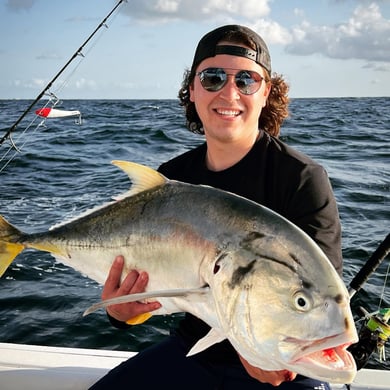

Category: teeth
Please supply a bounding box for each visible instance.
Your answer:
[217,109,240,116]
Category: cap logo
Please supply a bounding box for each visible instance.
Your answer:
[215,45,257,62]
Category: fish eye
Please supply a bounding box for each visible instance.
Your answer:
[292,290,312,312]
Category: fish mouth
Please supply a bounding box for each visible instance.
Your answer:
[293,342,356,371]
[283,333,358,372]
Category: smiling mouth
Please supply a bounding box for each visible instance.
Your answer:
[215,108,242,117]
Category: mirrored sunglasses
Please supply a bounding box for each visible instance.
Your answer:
[197,67,264,95]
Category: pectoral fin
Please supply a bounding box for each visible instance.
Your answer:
[187,328,226,356]
[83,287,209,317]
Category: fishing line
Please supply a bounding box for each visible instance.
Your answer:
[0,114,44,173]
[0,93,61,173]
[349,233,390,298]
[52,10,118,97]
[49,53,85,97]
[347,234,390,369]
[378,259,390,311]
[0,0,127,172]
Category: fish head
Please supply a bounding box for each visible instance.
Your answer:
[208,231,358,384]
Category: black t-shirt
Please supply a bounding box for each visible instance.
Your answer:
[158,130,342,272]
[157,130,342,363]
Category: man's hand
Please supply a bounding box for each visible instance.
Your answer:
[102,255,161,323]
[239,354,297,386]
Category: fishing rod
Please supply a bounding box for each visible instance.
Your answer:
[347,233,390,370]
[349,233,390,298]
[0,0,126,147]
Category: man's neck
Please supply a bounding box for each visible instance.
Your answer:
[205,131,260,172]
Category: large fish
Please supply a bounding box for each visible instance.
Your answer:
[0,160,358,383]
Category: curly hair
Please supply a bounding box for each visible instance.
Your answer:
[178,33,290,138]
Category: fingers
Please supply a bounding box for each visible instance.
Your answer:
[119,269,149,296]
[103,255,162,322]
[116,271,162,315]
[102,256,149,299]
[102,255,125,296]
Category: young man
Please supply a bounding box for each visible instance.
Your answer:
[90,25,342,389]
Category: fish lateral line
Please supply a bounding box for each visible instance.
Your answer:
[83,286,210,317]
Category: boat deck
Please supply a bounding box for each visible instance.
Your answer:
[0,343,388,389]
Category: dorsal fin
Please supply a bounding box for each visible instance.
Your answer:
[112,160,167,199]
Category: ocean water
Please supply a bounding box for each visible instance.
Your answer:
[0,97,389,370]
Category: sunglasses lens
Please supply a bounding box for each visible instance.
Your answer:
[198,68,262,95]
[199,68,227,91]
[235,70,262,95]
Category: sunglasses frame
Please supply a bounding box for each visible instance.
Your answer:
[196,67,264,95]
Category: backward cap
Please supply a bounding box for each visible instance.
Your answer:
[192,25,271,74]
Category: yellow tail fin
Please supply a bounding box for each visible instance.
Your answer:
[0,241,24,276]
[0,215,25,277]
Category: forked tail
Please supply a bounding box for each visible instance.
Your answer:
[0,215,25,276]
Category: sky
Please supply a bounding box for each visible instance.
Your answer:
[0,0,389,99]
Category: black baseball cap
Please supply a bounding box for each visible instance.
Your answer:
[191,25,271,74]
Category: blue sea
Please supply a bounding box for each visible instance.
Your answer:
[0,97,389,370]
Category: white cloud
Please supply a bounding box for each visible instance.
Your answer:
[11,78,45,89]
[286,3,390,63]
[36,53,63,60]
[363,62,390,72]
[6,0,36,12]
[74,78,97,90]
[251,19,292,45]
[120,0,271,22]
[201,0,270,20]
[118,0,389,66]
[119,0,287,46]
[293,8,305,18]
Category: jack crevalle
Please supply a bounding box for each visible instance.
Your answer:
[0,160,358,383]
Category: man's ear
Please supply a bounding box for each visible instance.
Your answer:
[262,81,272,107]
[189,82,195,102]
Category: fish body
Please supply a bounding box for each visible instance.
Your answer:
[0,161,358,383]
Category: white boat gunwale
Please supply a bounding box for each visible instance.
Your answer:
[0,342,388,390]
